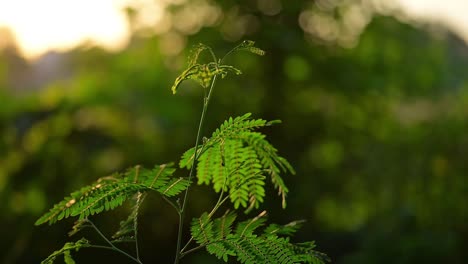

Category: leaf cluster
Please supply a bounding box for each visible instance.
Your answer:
[41,238,90,264]
[180,113,295,212]
[111,192,146,243]
[171,40,265,94]
[190,211,328,264]
[35,40,328,264]
[35,164,188,225]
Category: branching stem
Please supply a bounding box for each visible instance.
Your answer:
[180,180,228,254]
[87,245,142,263]
[88,220,142,264]
[134,193,143,261]
[162,195,181,213]
[179,195,230,256]
[173,47,246,264]
[179,243,205,258]
[174,71,219,264]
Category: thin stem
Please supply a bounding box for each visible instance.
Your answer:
[180,196,230,256]
[132,168,142,262]
[162,195,180,213]
[180,164,229,256]
[210,195,230,216]
[180,235,239,259]
[180,243,205,259]
[88,220,142,264]
[134,193,143,261]
[220,43,242,64]
[88,220,113,247]
[135,228,140,261]
[180,227,237,259]
[207,48,217,63]
[180,236,193,254]
[179,172,254,258]
[179,190,225,254]
[174,73,219,264]
[208,175,229,218]
[88,245,142,263]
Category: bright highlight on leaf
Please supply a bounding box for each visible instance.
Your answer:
[35,164,188,225]
[171,40,264,94]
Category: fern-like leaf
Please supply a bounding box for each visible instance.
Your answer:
[263,220,305,236]
[112,192,146,242]
[191,212,214,245]
[213,211,237,240]
[235,210,267,237]
[189,211,328,264]
[179,146,196,169]
[36,164,188,225]
[229,40,266,56]
[237,131,295,208]
[41,238,90,264]
[209,113,268,144]
[196,144,222,185]
[68,219,92,237]
[172,41,257,94]
[180,113,293,211]
[188,43,214,67]
[224,140,265,211]
[171,62,242,94]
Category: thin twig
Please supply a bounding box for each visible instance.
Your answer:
[174,45,237,263]
[162,195,181,213]
[180,196,230,256]
[134,192,144,261]
[174,72,219,264]
[87,245,142,263]
[88,219,142,264]
[180,243,206,258]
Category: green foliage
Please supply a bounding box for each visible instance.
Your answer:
[190,211,327,264]
[35,164,188,225]
[35,40,326,264]
[68,219,90,237]
[41,238,90,264]
[228,40,266,56]
[171,40,264,94]
[171,63,242,93]
[112,192,146,243]
[180,113,294,211]
[0,4,462,262]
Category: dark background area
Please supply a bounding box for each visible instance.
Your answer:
[1,0,468,263]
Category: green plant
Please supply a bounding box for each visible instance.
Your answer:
[35,41,328,264]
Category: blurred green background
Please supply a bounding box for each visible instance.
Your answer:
[1,0,468,263]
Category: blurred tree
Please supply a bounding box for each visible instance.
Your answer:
[1,0,468,263]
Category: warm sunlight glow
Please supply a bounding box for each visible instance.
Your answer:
[1,0,468,60]
[394,0,468,42]
[0,0,130,59]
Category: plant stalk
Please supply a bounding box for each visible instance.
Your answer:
[88,220,142,264]
[88,245,142,263]
[173,75,218,264]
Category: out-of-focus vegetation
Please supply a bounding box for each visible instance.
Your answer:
[1,0,468,263]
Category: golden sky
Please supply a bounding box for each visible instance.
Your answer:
[0,0,130,59]
[0,0,467,59]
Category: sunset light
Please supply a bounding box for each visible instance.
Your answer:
[3,0,468,263]
[1,0,468,60]
[0,0,130,59]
